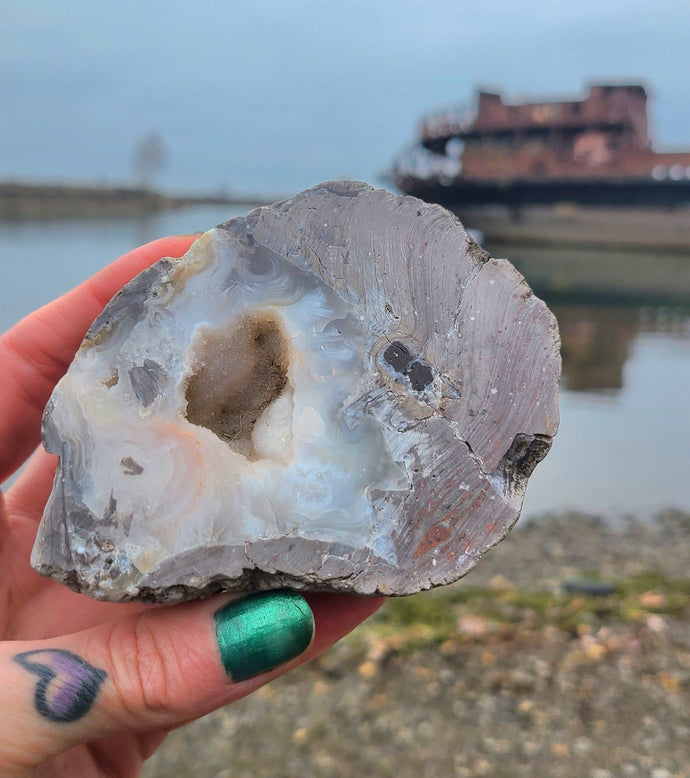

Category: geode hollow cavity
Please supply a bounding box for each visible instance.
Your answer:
[33,181,560,601]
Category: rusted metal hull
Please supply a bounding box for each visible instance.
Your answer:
[395,179,690,250]
[401,177,690,209]
[460,203,690,252]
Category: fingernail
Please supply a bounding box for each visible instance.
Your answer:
[214,590,314,681]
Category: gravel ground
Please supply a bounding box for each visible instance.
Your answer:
[144,511,690,778]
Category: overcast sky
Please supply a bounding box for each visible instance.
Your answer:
[2,0,689,194]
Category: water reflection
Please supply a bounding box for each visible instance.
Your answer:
[555,305,638,392]
[483,240,690,518]
[1,211,689,517]
[486,240,690,394]
[552,304,689,393]
[491,242,690,307]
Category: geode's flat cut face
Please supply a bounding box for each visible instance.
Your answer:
[32,181,560,601]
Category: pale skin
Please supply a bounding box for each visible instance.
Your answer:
[0,236,383,777]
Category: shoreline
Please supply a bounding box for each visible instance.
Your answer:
[0,181,281,219]
[144,510,690,778]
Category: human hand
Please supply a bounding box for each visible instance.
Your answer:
[0,236,383,777]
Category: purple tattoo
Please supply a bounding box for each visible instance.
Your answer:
[14,649,107,723]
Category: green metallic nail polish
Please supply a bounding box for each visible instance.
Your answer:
[214,590,314,681]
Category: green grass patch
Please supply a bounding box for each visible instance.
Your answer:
[359,570,690,652]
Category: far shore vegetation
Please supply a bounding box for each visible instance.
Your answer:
[0,181,279,219]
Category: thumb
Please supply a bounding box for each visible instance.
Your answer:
[0,590,375,771]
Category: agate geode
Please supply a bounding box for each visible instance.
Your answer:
[32,181,560,601]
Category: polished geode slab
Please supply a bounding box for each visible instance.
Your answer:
[32,181,560,601]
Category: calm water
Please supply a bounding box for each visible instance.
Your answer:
[490,241,690,520]
[1,207,689,519]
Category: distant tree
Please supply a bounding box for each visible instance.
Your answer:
[132,132,166,189]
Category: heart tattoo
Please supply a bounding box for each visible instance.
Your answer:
[14,649,107,723]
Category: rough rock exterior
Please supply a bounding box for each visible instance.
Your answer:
[32,181,560,601]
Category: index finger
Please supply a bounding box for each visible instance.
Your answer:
[0,235,196,483]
